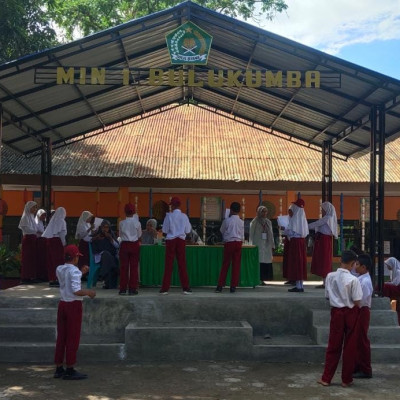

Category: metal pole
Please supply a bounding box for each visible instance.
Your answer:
[377,105,385,293]
[340,193,344,254]
[369,106,377,284]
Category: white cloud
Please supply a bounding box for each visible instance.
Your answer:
[259,0,400,54]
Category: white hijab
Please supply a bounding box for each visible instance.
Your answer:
[75,210,93,239]
[385,257,400,285]
[18,201,37,233]
[319,202,338,238]
[42,207,67,240]
[35,209,46,235]
[288,204,309,238]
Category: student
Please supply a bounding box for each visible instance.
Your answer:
[42,207,67,287]
[215,202,244,293]
[53,245,96,380]
[141,218,158,245]
[283,199,309,293]
[318,250,363,388]
[160,197,192,295]
[75,211,95,269]
[18,201,39,282]
[118,203,142,295]
[382,257,400,325]
[353,253,373,379]
[308,201,338,288]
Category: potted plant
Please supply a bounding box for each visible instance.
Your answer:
[0,244,21,289]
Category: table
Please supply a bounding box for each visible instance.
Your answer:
[139,245,259,287]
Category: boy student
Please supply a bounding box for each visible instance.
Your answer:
[353,253,373,379]
[215,202,244,293]
[54,245,96,380]
[118,203,142,295]
[318,250,363,388]
[160,197,192,295]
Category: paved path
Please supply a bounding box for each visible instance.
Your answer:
[1,361,399,400]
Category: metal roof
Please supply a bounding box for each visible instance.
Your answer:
[1,1,400,158]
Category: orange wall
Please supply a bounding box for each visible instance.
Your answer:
[3,188,399,221]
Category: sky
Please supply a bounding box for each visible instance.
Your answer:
[257,0,400,80]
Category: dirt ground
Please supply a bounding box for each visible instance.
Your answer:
[1,361,399,400]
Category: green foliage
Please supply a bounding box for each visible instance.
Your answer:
[48,0,288,40]
[0,0,59,63]
[0,245,21,278]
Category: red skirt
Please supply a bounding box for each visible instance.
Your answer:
[382,283,400,299]
[46,237,64,282]
[286,237,307,281]
[36,236,49,281]
[21,234,37,280]
[310,233,333,278]
[282,237,290,279]
[78,240,90,268]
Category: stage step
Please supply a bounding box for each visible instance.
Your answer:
[0,325,56,342]
[0,343,126,363]
[125,320,253,361]
[0,308,57,324]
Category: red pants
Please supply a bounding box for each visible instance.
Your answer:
[54,300,83,366]
[46,237,64,282]
[161,238,190,291]
[119,241,140,290]
[218,241,242,288]
[21,234,37,280]
[355,306,372,375]
[322,306,359,385]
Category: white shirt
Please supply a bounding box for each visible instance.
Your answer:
[56,263,83,302]
[162,209,191,240]
[119,216,142,242]
[220,215,244,242]
[308,219,333,236]
[358,273,373,308]
[325,268,363,308]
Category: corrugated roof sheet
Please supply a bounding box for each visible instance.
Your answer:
[1,1,400,158]
[2,104,399,183]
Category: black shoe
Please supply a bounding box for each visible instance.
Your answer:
[62,368,88,380]
[119,290,126,295]
[183,288,192,295]
[129,289,138,295]
[49,281,60,287]
[288,287,304,293]
[353,371,372,379]
[53,366,65,378]
[102,284,110,289]
[230,287,236,293]
[215,286,223,293]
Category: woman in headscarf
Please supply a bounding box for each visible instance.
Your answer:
[91,219,119,289]
[249,205,275,284]
[18,201,39,282]
[283,198,309,293]
[42,207,67,287]
[383,257,400,325]
[75,210,95,269]
[308,201,338,288]
[141,218,158,245]
[35,209,49,282]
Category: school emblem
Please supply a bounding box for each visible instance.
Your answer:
[166,21,213,65]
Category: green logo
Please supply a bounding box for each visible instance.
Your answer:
[166,21,213,65]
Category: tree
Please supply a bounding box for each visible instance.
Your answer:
[0,0,58,63]
[48,0,288,40]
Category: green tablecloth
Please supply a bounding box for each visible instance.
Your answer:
[139,245,259,287]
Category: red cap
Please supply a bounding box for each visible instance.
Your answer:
[64,244,83,260]
[124,203,135,214]
[169,196,181,207]
[292,198,305,208]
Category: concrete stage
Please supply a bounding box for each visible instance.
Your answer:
[1,283,399,364]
